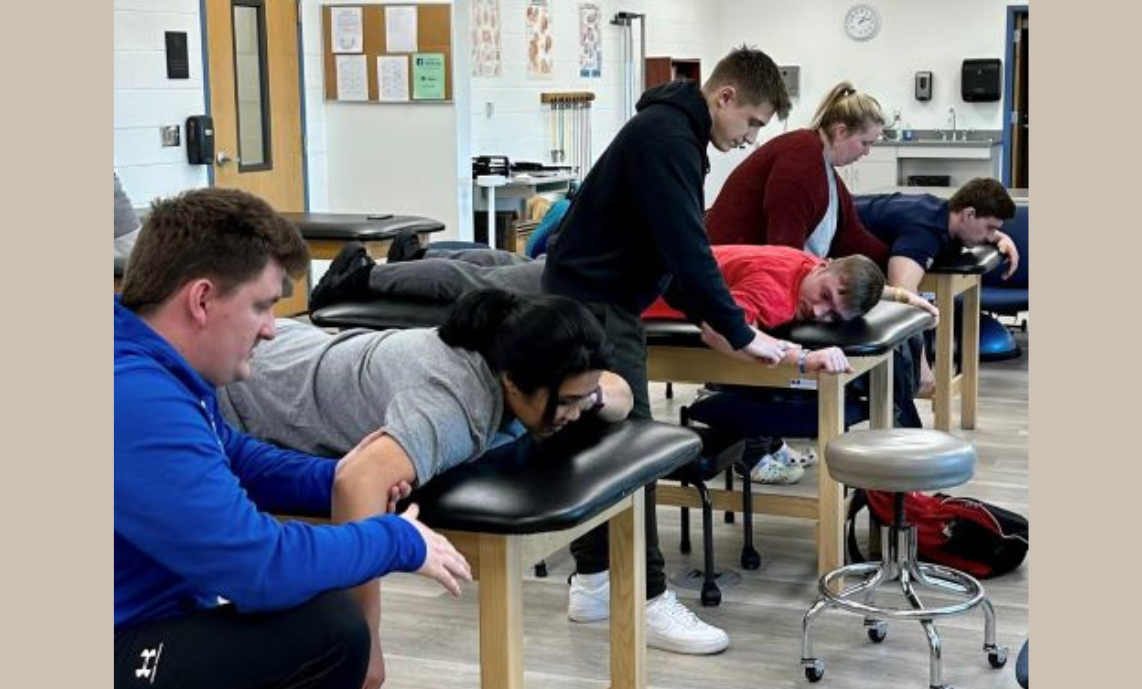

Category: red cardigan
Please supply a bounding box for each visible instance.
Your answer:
[705,129,889,267]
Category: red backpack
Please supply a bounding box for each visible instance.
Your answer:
[846,489,1029,579]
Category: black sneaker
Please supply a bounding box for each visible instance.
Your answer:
[309,242,374,310]
[385,230,426,263]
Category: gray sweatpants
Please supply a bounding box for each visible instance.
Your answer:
[367,251,544,301]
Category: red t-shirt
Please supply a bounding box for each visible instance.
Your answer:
[643,245,823,329]
[704,129,889,267]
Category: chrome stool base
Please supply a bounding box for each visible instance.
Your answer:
[800,522,1008,688]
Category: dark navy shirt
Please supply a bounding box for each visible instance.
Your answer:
[854,193,951,270]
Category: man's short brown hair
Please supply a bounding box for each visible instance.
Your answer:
[824,254,886,320]
[948,178,1016,221]
[120,187,309,313]
[705,45,792,121]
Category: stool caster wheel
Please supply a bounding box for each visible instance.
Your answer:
[680,540,691,555]
[700,583,722,607]
[864,619,887,643]
[724,511,735,524]
[741,546,761,570]
[987,645,1009,668]
[533,561,548,578]
[802,659,824,683]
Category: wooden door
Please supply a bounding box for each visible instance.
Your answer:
[205,0,308,314]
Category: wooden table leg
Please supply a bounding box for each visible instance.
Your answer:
[817,374,846,577]
[933,275,956,431]
[867,357,894,558]
[961,279,981,430]
[477,536,524,689]
[869,356,894,431]
[609,489,646,689]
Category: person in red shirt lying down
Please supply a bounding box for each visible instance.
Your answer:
[643,244,914,374]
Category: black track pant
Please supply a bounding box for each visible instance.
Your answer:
[114,591,369,689]
[568,301,667,599]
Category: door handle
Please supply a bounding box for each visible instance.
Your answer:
[216,151,236,166]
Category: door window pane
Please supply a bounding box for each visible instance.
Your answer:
[233,1,271,170]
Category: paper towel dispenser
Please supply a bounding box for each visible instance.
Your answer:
[962,59,1002,102]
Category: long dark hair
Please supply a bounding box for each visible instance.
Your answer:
[438,289,613,420]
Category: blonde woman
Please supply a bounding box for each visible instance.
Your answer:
[706,81,889,264]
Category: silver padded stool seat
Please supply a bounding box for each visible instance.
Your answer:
[800,429,1007,689]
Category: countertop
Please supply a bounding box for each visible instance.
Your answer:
[867,186,1029,203]
[875,129,1003,148]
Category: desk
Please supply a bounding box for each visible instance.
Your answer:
[650,349,891,577]
[471,171,576,214]
[280,212,446,315]
[411,420,701,689]
[282,212,446,261]
[646,303,933,576]
[869,185,1029,204]
[920,245,1002,431]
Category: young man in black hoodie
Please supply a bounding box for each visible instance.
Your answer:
[541,46,792,655]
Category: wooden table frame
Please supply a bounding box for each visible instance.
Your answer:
[439,489,648,689]
[648,349,894,576]
[918,271,981,431]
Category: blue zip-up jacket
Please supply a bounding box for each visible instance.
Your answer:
[115,297,426,629]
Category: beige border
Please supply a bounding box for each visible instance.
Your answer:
[1038,2,1133,687]
[14,1,106,685]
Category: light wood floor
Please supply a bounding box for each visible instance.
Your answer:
[375,331,1030,689]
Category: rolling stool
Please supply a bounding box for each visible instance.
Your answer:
[800,429,1007,688]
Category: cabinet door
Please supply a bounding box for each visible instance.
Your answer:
[853,161,898,193]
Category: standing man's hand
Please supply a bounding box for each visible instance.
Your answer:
[699,323,792,365]
[995,231,1021,279]
[743,328,794,365]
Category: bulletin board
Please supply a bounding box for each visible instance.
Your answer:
[322,4,453,103]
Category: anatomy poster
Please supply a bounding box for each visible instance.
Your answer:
[578,3,601,78]
[526,0,553,79]
[471,0,502,77]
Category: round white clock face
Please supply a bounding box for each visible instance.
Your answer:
[845,4,881,41]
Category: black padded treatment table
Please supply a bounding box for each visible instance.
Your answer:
[643,302,933,576]
[919,244,1004,432]
[409,418,700,689]
[311,298,934,577]
[282,212,446,261]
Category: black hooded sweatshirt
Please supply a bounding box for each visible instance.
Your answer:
[541,80,754,350]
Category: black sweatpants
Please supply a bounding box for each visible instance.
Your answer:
[569,301,667,599]
[114,591,369,689]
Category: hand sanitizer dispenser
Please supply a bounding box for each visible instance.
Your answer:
[915,72,933,101]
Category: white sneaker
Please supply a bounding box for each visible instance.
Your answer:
[569,576,730,654]
[777,441,818,468]
[568,572,610,622]
[749,455,804,484]
[645,591,730,655]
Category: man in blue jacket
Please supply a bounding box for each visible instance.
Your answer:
[541,46,793,655]
[114,187,471,689]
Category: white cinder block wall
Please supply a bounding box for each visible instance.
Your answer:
[113,0,209,208]
[113,1,1023,231]
[706,0,1025,202]
[300,0,461,235]
[468,0,716,168]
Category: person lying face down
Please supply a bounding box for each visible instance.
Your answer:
[220,288,634,489]
[643,244,893,373]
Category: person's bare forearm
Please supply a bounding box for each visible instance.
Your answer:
[332,436,419,687]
